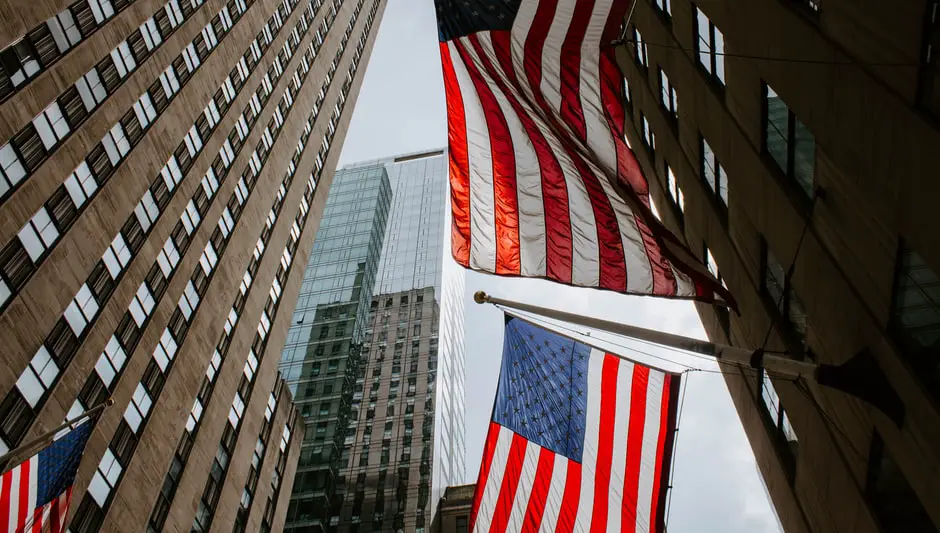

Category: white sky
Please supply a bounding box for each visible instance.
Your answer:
[338,0,785,530]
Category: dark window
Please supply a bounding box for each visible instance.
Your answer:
[889,243,940,398]
[659,67,678,119]
[919,0,940,118]
[761,237,808,355]
[631,26,647,68]
[758,370,799,483]
[693,5,725,85]
[763,83,815,198]
[701,136,728,209]
[866,432,938,533]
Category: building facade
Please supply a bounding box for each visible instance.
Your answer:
[281,150,467,533]
[617,1,940,532]
[0,0,387,528]
[432,484,473,533]
[279,163,392,531]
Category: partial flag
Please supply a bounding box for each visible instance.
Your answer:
[435,0,734,305]
[0,420,93,533]
[471,316,680,532]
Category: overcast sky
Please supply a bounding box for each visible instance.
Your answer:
[338,0,784,531]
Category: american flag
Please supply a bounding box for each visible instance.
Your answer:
[436,0,733,304]
[0,421,92,533]
[471,317,680,532]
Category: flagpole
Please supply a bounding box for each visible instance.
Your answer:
[0,398,114,468]
[474,290,817,377]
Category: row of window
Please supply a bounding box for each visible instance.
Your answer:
[173,2,377,529]
[0,0,315,452]
[258,411,296,533]
[0,0,261,310]
[0,0,218,205]
[0,0,137,103]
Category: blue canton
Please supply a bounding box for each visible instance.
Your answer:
[36,420,93,507]
[434,0,521,42]
[493,317,591,463]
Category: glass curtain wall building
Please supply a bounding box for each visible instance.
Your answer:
[280,164,392,532]
[281,149,466,532]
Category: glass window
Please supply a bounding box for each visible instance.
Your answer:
[890,243,940,396]
[758,370,798,481]
[631,27,648,67]
[694,6,725,85]
[701,137,728,208]
[666,164,684,214]
[659,68,678,118]
[865,431,938,533]
[761,238,807,352]
[764,83,815,198]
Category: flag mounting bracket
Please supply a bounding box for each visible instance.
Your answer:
[474,291,905,427]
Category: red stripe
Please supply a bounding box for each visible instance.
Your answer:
[17,458,30,531]
[621,365,650,532]
[601,0,634,44]
[489,432,527,533]
[470,422,503,532]
[521,447,555,531]
[29,504,42,533]
[456,37,521,275]
[598,50,676,295]
[0,468,12,533]
[649,375,673,532]
[554,460,581,533]
[487,32,573,282]
[590,355,620,533]
[439,41,472,268]
[558,0,594,141]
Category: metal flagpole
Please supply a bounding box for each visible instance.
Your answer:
[474,291,906,426]
[474,291,816,378]
[0,398,114,469]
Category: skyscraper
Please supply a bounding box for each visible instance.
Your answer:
[281,149,467,532]
[280,163,392,531]
[618,1,940,532]
[0,0,387,528]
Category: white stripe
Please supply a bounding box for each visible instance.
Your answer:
[8,464,20,532]
[27,456,37,527]
[538,455,567,532]
[473,426,514,533]
[636,370,667,533]
[466,34,547,278]
[504,440,541,531]
[573,348,605,530]
[538,0,577,115]
[449,41,497,273]
[607,359,635,532]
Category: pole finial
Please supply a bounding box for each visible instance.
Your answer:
[473,291,489,304]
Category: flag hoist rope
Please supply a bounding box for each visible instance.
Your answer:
[474,291,819,379]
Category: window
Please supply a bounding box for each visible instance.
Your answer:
[865,432,938,533]
[129,282,155,326]
[32,102,70,149]
[694,6,725,85]
[95,336,127,388]
[758,370,798,481]
[19,207,59,262]
[102,233,131,278]
[665,164,684,214]
[64,283,99,335]
[701,137,728,208]
[641,114,655,152]
[63,162,97,207]
[918,0,940,118]
[652,0,670,17]
[89,448,122,506]
[704,244,721,285]
[659,68,678,119]
[124,382,153,432]
[889,243,940,396]
[15,347,59,407]
[0,143,27,195]
[761,238,807,352]
[764,83,815,198]
[631,27,648,67]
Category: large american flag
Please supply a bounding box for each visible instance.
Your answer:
[0,421,92,533]
[436,0,733,304]
[471,317,680,532]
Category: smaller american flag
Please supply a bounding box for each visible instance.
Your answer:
[471,317,680,533]
[0,421,93,533]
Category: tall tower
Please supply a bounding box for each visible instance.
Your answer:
[0,0,388,528]
[618,1,940,532]
[281,149,467,532]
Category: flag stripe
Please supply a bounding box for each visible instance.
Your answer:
[522,447,555,530]
[487,32,572,281]
[457,36,522,275]
[607,359,635,532]
[471,422,506,533]
[1,466,11,533]
[622,364,650,532]
[653,376,680,532]
[504,439,542,532]
[489,432,528,533]
[636,369,666,532]
[558,0,592,141]
[439,41,472,267]
[472,33,545,277]
[448,40,498,272]
[554,460,580,533]
[589,354,618,533]
[573,349,603,531]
